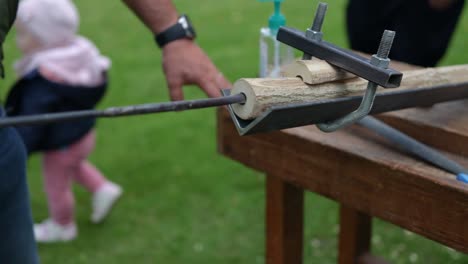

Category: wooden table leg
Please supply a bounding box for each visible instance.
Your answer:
[338,205,371,264]
[266,174,304,264]
[338,205,389,264]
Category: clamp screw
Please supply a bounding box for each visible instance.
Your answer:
[377,30,395,59]
[311,2,328,32]
[303,2,328,60]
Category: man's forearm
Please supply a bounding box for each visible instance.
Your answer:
[122,0,178,34]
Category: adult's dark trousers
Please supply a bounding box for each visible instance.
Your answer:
[0,118,39,263]
[347,0,465,67]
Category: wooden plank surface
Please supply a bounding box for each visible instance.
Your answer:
[378,100,468,156]
[217,108,468,253]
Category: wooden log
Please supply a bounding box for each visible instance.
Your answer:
[231,64,468,120]
[281,59,356,85]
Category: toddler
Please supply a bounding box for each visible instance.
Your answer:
[6,0,122,242]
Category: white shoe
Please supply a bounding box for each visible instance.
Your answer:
[34,219,77,243]
[91,182,122,223]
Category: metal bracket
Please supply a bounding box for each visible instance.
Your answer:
[222,82,468,135]
[274,2,401,132]
[277,27,402,88]
[316,30,396,132]
[224,2,410,135]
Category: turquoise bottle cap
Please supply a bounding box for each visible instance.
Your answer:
[258,0,286,34]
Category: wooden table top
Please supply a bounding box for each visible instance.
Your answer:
[217,99,468,253]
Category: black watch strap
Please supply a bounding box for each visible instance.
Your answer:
[155,15,196,48]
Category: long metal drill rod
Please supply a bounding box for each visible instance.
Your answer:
[0,93,246,128]
[358,116,468,176]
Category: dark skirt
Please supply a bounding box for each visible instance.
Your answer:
[5,70,107,154]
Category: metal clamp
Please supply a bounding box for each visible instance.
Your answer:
[277,27,402,88]
[279,2,398,132]
[317,30,396,132]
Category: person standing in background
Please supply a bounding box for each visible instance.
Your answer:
[347,0,465,67]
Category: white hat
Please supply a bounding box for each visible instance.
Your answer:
[16,0,79,46]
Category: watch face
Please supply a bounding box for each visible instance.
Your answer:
[178,15,195,38]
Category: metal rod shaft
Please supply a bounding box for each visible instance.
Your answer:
[358,116,468,175]
[0,93,246,128]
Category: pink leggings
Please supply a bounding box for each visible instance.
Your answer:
[42,130,106,225]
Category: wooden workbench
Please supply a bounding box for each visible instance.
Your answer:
[217,100,468,263]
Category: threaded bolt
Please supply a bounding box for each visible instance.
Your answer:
[376,30,396,59]
[311,2,328,32]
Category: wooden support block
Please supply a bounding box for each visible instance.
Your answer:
[266,174,304,264]
[231,64,468,120]
[281,59,356,85]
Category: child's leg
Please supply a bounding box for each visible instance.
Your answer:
[70,130,123,223]
[42,130,97,225]
[74,161,106,193]
[42,150,77,226]
[38,133,101,242]
[71,131,107,192]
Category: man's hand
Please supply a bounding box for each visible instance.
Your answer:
[122,0,231,101]
[162,39,231,101]
[428,0,455,10]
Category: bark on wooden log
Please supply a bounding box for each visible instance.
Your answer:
[281,59,356,84]
[231,65,468,120]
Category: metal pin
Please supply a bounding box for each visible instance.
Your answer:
[0,93,246,128]
[376,30,395,59]
[311,2,328,32]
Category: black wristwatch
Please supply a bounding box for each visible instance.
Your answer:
[155,14,196,48]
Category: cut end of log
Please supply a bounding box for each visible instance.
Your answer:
[231,78,258,120]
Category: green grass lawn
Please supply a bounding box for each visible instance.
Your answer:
[1,0,468,263]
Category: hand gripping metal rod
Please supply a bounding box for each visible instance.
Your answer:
[317,30,395,132]
[0,93,246,128]
[358,116,468,183]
